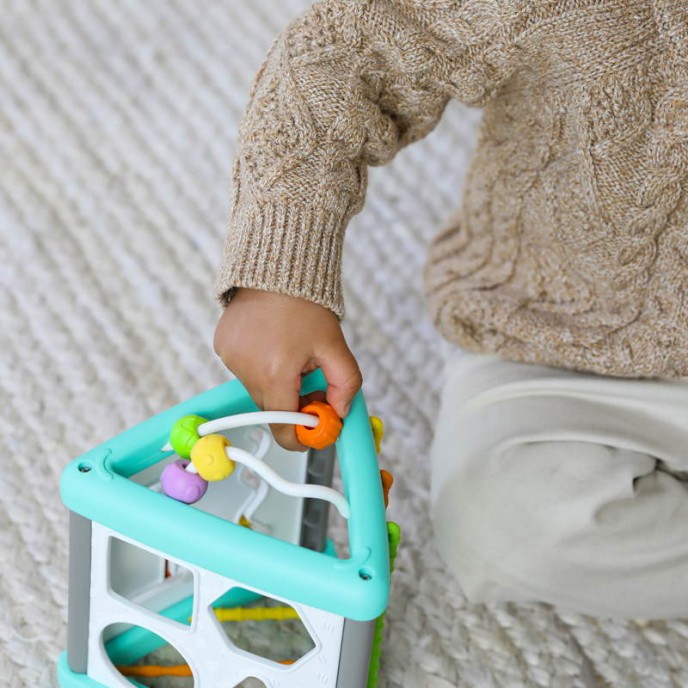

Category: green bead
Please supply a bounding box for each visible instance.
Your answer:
[169,415,208,459]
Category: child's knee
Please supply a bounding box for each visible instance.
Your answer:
[430,477,554,604]
[430,440,638,606]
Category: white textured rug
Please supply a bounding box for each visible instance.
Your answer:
[2,2,688,687]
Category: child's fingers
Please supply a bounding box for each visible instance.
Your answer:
[262,374,310,453]
[315,349,363,418]
[300,389,327,406]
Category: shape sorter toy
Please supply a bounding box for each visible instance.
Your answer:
[58,367,400,688]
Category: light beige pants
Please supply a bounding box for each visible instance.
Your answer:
[429,347,688,619]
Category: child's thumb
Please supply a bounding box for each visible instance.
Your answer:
[316,350,363,419]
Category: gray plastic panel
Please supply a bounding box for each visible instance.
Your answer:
[300,445,336,552]
[336,619,376,688]
[67,512,92,673]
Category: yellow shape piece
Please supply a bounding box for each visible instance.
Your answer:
[239,515,252,529]
[190,434,235,482]
[214,606,300,622]
[369,416,384,454]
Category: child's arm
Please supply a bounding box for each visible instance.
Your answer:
[214,1,517,448]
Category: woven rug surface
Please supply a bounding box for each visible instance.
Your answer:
[2,2,688,687]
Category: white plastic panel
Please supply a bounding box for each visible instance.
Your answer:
[87,523,345,688]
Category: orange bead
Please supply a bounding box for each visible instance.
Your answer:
[296,401,343,449]
[380,469,394,509]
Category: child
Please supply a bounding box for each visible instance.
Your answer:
[213,1,688,618]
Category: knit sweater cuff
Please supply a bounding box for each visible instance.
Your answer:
[214,202,347,320]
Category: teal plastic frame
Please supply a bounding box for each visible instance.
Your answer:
[58,653,135,688]
[60,369,390,623]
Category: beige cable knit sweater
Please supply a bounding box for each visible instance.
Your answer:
[216,0,688,379]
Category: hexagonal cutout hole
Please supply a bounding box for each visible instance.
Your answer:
[211,588,316,666]
[103,623,195,687]
[109,536,195,626]
[234,680,267,688]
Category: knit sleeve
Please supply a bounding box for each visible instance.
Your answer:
[215,0,521,318]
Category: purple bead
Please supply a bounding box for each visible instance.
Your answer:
[160,459,208,504]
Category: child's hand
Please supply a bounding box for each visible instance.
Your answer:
[213,288,362,452]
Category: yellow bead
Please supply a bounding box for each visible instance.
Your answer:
[369,416,384,454]
[190,434,235,482]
